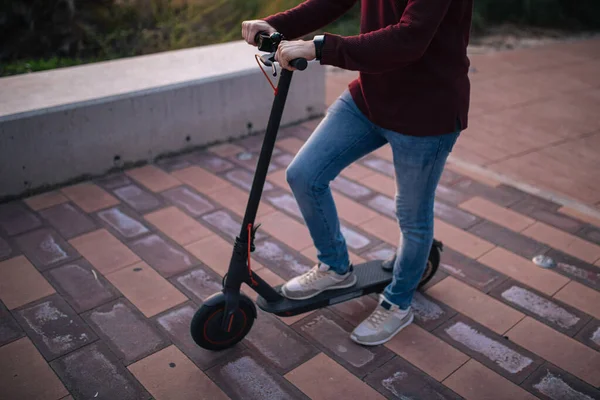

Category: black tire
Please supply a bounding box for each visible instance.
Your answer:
[418,242,441,288]
[190,293,256,351]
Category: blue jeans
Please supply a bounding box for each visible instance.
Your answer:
[286,90,460,309]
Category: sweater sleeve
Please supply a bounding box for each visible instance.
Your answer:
[320,0,452,73]
[263,0,358,41]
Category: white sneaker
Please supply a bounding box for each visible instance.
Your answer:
[280,263,357,300]
[351,294,414,346]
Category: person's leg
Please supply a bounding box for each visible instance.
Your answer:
[281,90,387,300]
[351,128,459,345]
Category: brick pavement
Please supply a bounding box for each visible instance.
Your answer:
[2,120,600,400]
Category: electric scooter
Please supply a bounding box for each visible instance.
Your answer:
[190,32,443,351]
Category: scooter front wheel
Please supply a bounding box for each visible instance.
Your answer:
[190,292,256,351]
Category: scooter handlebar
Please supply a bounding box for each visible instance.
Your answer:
[254,32,308,71]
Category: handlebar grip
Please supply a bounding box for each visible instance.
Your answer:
[290,58,308,71]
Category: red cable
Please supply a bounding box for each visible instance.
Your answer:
[255,54,278,96]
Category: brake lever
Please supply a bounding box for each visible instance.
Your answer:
[259,52,278,77]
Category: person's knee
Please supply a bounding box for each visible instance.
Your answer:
[286,162,307,191]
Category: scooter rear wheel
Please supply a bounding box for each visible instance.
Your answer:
[190,293,256,351]
[418,243,441,288]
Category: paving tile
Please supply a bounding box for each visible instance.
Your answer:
[207,182,276,218]
[427,277,525,334]
[14,228,79,270]
[161,186,215,216]
[373,145,393,161]
[445,162,501,187]
[0,256,55,310]
[575,318,600,352]
[331,176,372,199]
[355,174,394,200]
[244,310,318,373]
[364,355,463,400]
[223,168,275,191]
[558,206,600,228]
[286,353,385,400]
[125,165,180,193]
[545,249,600,291]
[360,214,399,245]
[553,280,600,320]
[490,279,590,337]
[201,209,266,242]
[259,211,313,251]
[478,247,569,296]
[171,166,230,194]
[113,184,162,213]
[363,158,395,177]
[208,142,246,157]
[341,162,375,181]
[128,345,229,400]
[155,303,244,370]
[521,221,600,264]
[155,153,193,171]
[84,299,168,364]
[130,234,197,278]
[276,137,305,154]
[50,341,150,400]
[96,206,150,239]
[452,180,525,207]
[522,362,600,400]
[40,203,97,239]
[0,300,23,346]
[294,309,394,378]
[0,337,68,400]
[329,295,378,328]
[434,314,542,384]
[0,201,42,236]
[184,234,233,276]
[95,172,132,189]
[411,291,458,332]
[24,191,68,211]
[45,259,119,313]
[273,152,295,167]
[0,236,13,261]
[443,359,538,400]
[439,247,507,293]
[468,220,550,259]
[252,239,312,280]
[61,182,120,212]
[385,322,469,382]
[144,206,212,246]
[69,229,140,274]
[366,194,396,219]
[434,219,496,259]
[435,184,474,205]
[460,197,536,232]
[15,295,97,360]
[265,191,303,218]
[171,266,223,303]
[512,200,583,234]
[577,225,600,246]
[206,350,308,400]
[434,200,482,229]
[508,317,600,387]
[227,151,278,173]
[188,152,235,173]
[106,261,187,318]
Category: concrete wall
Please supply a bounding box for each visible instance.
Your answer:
[0,41,326,199]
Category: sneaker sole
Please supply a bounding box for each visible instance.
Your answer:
[350,312,414,346]
[280,274,358,301]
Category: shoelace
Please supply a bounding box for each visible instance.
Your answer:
[366,307,391,328]
[299,266,325,285]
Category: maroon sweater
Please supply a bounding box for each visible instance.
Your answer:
[264,0,472,136]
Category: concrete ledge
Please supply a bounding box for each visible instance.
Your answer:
[0,41,326,199]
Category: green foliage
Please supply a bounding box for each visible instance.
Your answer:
[1,0,598,77]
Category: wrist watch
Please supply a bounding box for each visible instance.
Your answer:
[313,35,325,60]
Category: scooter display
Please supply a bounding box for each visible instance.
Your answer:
[190,32,443,351]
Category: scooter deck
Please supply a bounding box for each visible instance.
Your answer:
[255,260,391,317]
